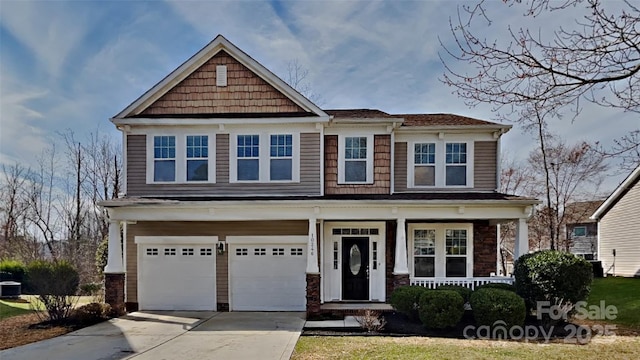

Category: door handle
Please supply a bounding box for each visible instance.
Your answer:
[366,265,369,279]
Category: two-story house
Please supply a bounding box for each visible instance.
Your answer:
[100,35,538,315]
[564,200,603,260]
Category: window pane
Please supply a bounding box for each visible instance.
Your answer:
[415,257,435,277]
[446,229,467,255]
[415,166,435,186]
[446,143,467,164]
[414,143,435,164]
[414,229,436,255]
[270,159,292,180]
[154,160,175,181]
[238,135,259,158]
[187,160,208,181]
[573,227,586,237]
[446,257,466,277]
[238,159,259,180]
[270,134,292,158]
[345,137,366,159]
[345,160,366,182]
[446,165,467,186]
[154,136,175,160]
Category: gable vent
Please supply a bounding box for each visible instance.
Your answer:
[216,65,227,87]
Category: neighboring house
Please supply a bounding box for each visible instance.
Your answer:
[591,165,640,277]
[564,200,603,260]
[100,35,538,315]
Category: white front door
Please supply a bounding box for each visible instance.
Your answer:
[138,244,216,311]
[229,242,306,311]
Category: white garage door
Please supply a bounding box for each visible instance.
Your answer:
[230,244,306,311]
[139,244,216,311]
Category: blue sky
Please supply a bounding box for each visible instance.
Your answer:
[1,0,637,192]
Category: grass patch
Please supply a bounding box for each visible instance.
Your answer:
[0,299,33,320]
[293,336,640,360]
[587,277,640,329]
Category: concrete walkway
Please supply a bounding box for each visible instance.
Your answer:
[0,311,305,360]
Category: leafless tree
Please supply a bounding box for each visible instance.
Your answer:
[527,138,608,249]
[0,164,29,258]
[440,0,640,167]
[284,59,324,106]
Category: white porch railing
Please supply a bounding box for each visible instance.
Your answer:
[410,277,514,290]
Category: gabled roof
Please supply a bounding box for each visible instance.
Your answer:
[395,113,505,127]
[564,200,604,224]
[591,164,640,220]
[325,109,394,118]
[113,35,328,120]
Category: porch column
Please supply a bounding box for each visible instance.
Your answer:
[305,218,321,317]
[393,218,409,274]
[104,220,125,315]
[306,218,319,274]
[104,221,124,273]
[514,218,529,260]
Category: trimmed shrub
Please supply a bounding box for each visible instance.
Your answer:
[418,290,465,329]
[390,286,429,320]
[26,260,80,321]
[435,285,473,303]
[514,250,593,313]
[95,237,108,276]
[72,302,112,325]
[470,288,526,331]
[0,259,26,283]
[475,283,517,293]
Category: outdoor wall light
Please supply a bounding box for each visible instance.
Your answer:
[217,241,226,255]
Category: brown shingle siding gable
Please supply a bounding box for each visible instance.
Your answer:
[141,50,305,116]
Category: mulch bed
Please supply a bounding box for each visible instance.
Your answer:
[0,313,75,350]
[303,311,589,341]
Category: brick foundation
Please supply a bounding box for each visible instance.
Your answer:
[393,274,410,289]
[306,273,321,316]
[105,273,125,316]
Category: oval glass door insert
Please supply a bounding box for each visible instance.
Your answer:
[349,244,362,275]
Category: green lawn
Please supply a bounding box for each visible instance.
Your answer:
[0,298,34,320]
[587,277,640,329]
[293,337,640,360]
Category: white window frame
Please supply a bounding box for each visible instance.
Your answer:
[146,133,215,184]
[407,140,474,188]
[408,223,474,279]
[338,134,374,184]
[229,132,300,183]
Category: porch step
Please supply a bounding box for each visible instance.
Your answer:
[305,316,362,329]
[320,303,393,311]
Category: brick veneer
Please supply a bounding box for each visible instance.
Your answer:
[473,221,498,276]
[105,273,126,315]
[324,135,391,194]
[306,273,321,316]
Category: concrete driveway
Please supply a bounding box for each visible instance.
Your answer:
[0,311,305,360]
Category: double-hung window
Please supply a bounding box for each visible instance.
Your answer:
[414,143,436,186]
[409,224,473,278]
[408,140,472,188]
[186,135,209,181]
[148,134,214,183]
[338,135,373,184]
[270,134,292,181]
[153,136,176,182]
[413,229,436,277]
[445,143,467,186]
[237,135,260,181]
[231,133,298,182]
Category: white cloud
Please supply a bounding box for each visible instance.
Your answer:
[0,1,91,78]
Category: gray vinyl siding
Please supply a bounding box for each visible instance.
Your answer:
[599,179,640,277]
[394,141,497,192]
[126,133,321,196]
[394,142,407,192]
[474,141,497,191]
[126,220,308,303]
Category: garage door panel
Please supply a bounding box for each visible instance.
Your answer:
[139,245,216,311]
[230,244,306,311]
